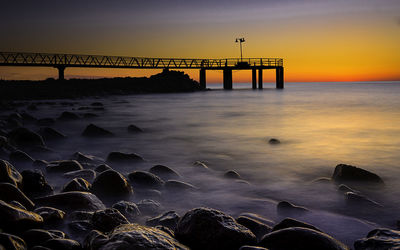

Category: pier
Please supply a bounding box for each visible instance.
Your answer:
[0,52,284,89]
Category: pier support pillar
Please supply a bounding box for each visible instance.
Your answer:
[252,68,257,89]
[258,69,263,89]
[276,67,284,89]
[57,66,65,81]
[223,68,233,90]
[199,68,206,90]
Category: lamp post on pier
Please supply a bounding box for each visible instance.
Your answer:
[235,37,245,62]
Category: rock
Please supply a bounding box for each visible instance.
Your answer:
[9,201,26,210]
[332,164,384,184]
[72,152,102,165]
[58,111,80,120]
[277,201,309,216]
[136,199,162,216]
[62,178,91,192]
[91,208,130,232]
[175,207,257,250]
[0,159,23,188]
[272,218,322,232]
[34,207,65,223]
[46,160,83,173]
[239,247,268,250]
[146,211,180,231]
[36,118,55,126]
[344,192,383,208]
[338,184,358,193]
[164,180,197,192]
[193,161,210,170]
[0,200,43,232]
[84,224,189,250]
[39,127,66,140]
[236,216,272,241]
[149,164,180,180]
[127,124,143,133]
[259,227,349,250]
[91,170,133,197]
[268,138,280,144]
[68,220,94,234]
[23,229,65,248]
[0,233,27,250]
[239,213,275,227]
[8,127,45,148]
[112,201,140,222]
[34,191,106,211]
[354,228,400,250]
[21,169,53,198]
[9,150,35,165]
[128,171,164,189]
[33,159,48,168]
[106,151,143,163]
[95,164,112,173]
[42,238,82,250]
[64,169,96,182]
[0,182,35,210]
[223,170,241,179]
[68,211,94,221]
[82,124,113,137]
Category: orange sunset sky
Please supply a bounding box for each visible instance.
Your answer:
[1,0,399,83]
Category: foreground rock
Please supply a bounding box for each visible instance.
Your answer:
[34,206,65,224]
[62,178,91,192]
[175,207,256,250]
[0,232,27,250]
[0,200,43,232]
[332,164,384,184]
[0,182,35,210]
[21,169,53,198]
[146,211,180,231]
[0,159,23,187]
[236,216,272,241]
[42,238,82,250]
[8,127,45,148]
[112,201,141,222]
[259,227,349,250]
[91,170,133,197]
[46,160,83,173]
[82,124,113,137]
[91,208,130,232]
[128,171,164,189]
[84,223,189,249]
[272,218,322,232]
[22,229,66,249]
[34,191,106,211]
[354,228,400,250]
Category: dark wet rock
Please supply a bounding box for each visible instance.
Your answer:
[311,177,332,184]
[36,118,55,126]
[83,113,98,118]
[345,192,383,208]
[68,211,94,221]
[354,228,400,250]
[236,216,272,241]
[0,159,23,188]
[193,160,210,170]
[23,229,64,248]
[62,178,92,192]
[0,200,43,232]
[5,117,23,128]
[91,170,133,197]
[91,102,103,107]
[58,111,80,121]
[82,124,113,137]
[91,208,130,232]
[46,160,83,173]
[8,112,23,122]
[28,145,58,160]
[72,152,102,165]
[332,164,384,184]
[21,169,53,198]
[34,206,65,223]
[8,127,45,148]
[239,246,268,250]
[39,127,66,140]
[155,225,175,237]
[146,211,180,231]
[128,170,164,189]
[64,169,96,182]
[239,213,275,227]
[9,200,27,210]
[136,199,162,216]
[112,201,140,222]
[259,227,349,250]
[95,164,112,173]
[164,180,197,191]
[127,124,143,133]
[272,218,322,232]
[33,159,49,168]
[277,201,309,216]
[224,170,241,179]
[9,150,35,165]
[68,220,94,234]
[0,182,35,210]
[42,238,82,250]
[106,151,144,163]
[0,233,27,250]
[175,207,257,250]
[268,138,280,144]
[31,246,51,250]
[149,164,181,180]
[34,191,106,211]
[84,224,189,250]
[338,184,358,193]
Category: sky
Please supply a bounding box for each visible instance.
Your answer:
[0,0,399,83]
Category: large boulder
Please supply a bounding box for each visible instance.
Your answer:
[354,228,400,250]
[332,164,383,184]
[0,200,43,232]
[23,229,65,249]
[21,169,53,198]
[82,124,113,137]
[8,127,45,148]
[259,227,349,250]
[0,159,23,188]
[106,152,143,164]
[236,216,272,241]
[146,211,180,231]
[112,201,141,222]
[136,199,162,216]
[34,207,65,224]
[0,233,27,250]
[34,191,106,211]
[84,224,189,249]
[64,169,96,182]
[91,170,133,197]
[62,178,91,192]
[46,160,83,173]
[128,171,164,189]
[72,152,102,165]
[175,207,257,250]
[149,165,180,180]
[0,182,35,210]
[272,218,322,232]
[91,208,130,232]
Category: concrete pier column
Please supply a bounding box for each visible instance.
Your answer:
[57,66,66,81]
[223,68,233,90]
[258,69,263,89]
[276,67,284,89]
[199,68,206,90]
[252,68,257,89]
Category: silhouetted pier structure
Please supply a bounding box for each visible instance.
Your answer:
[0,52,284,89]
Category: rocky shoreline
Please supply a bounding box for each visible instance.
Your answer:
[1,100,399,250]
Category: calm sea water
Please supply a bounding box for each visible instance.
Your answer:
[22,81,400,245]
